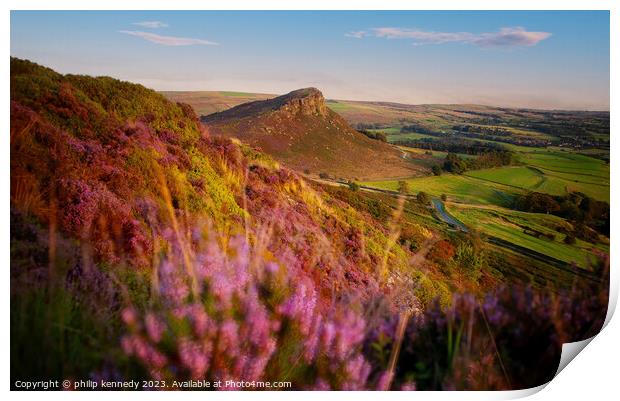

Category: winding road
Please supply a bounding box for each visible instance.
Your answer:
[431,198,468,232]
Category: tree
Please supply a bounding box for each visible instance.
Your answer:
[397,180,410,195]
[515,192,561,214]
[432,165,442,176]
[348,181,360,192]
[417,191,431,205]
[443,153,467,174]
[375,131,388,142]
[564,234,576,245]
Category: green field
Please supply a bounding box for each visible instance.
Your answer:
[388,132,436,141]
[520,151,609,174]
[363,174,519,206]
[365,149,608,202]
[447,203,607,268]
[368,127,402,134]
[465,166,544,190]
[464,152,609,201]
[399,146,476,160]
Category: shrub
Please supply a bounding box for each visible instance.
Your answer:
[416,191,431,205]
[397,180,410,195]
[428,240,456,263]
[454,243,485,280]
[564,234,577,245]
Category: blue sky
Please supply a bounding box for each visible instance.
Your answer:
[11,11,609,110]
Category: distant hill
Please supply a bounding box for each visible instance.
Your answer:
[201,88,423,180]
[161,91,274,116]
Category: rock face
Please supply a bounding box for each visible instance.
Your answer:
[202,88,423,180]
[278,88,328,117]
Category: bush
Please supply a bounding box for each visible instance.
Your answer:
[432,165,442,176]
[397,180,410,195]
[348,181,360,192]
[441,194,447,201]
[455,243,485,280]
[358,130,387,142]
[416,191,431,205]
[365,277,609,390]
[121,235,376,390]
[564,234,577,245]
[428,240,456,263]
[443,153,468,174]
[319,172,330,179]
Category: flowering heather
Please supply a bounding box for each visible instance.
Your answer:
[121,231,377,390]
[363,265,609,390]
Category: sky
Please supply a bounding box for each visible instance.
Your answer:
[10,11,610,110]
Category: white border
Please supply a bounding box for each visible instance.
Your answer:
[2,2,617,400]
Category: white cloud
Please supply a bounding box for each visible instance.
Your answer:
[119,30,219,46]
[358,27,551,47]
[132,21,168,29]
[345,30,367,39]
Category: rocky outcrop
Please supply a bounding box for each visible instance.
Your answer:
[201,87,423,180]
[277,88,327,116]
[202,87,328,122]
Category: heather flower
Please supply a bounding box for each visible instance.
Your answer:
[400,382,416,391]
[120,230,375,389]
[145,313,165,343]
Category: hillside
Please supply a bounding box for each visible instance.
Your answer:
[201,88,424,180]
[10,58,445,386]
[11,58,436,300]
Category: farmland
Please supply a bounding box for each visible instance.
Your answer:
[447,203,608,268]
[362,145,609,269]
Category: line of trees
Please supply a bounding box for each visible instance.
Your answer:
[394,137,507,155]
[357,129,387,142]
[438,151,513,175]
[513,191,609,239]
